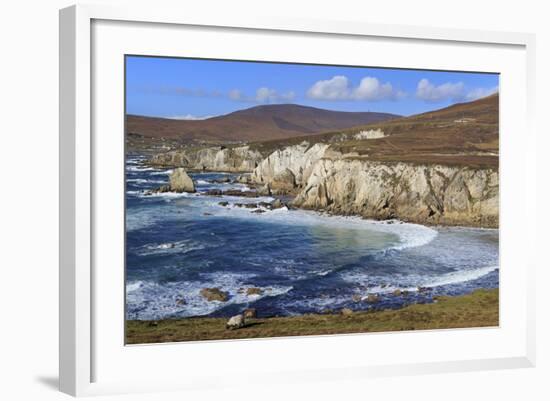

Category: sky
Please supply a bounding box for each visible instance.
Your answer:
[126,55,499,119]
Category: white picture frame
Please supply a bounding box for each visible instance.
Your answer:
[59,4,536,397]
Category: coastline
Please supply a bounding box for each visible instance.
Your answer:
[139,157,500,229]
[126,288,498,344]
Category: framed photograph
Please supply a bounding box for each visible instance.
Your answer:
[60,4,536,396]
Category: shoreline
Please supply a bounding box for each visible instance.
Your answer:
[135,164,500,229]
[126,289,498,344]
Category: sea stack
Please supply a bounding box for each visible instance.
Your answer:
[169,168,195,193]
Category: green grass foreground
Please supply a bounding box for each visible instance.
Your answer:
[125,289,498,344]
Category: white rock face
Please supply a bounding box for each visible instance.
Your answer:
[251,142,330,187]
[293,158,499,227]
[151,145,264,172]
[169,168,195,193]
[353,129,385,140]
[151,138,499,227]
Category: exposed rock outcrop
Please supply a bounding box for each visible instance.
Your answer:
[353,129,385,140]
[251,142,330,189]
[148,130,498,227]
[270,168,296,193]
[169,168,195,193]
[200,288,229,302]
[150,145,264,172]
[292,158,498,227]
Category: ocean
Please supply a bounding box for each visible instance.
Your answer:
[125,155,499,320]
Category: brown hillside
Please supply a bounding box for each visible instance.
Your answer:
[126,104,399,143]
[250,94,499,168]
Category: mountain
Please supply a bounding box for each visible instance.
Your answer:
[126,104,399,143]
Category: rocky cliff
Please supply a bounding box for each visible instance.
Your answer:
[292,158,498,227]
[150,145,264,172]
[250,142,330,188]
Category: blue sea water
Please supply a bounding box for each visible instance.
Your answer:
[125,155,499,320]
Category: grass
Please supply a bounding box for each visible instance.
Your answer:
[126,289,498,344]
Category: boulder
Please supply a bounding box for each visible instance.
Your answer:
[169,168,195,193]
[352,294,362,303]
[341,308,354,316]
[366,294,380,303]
[156,184,171,193]
[226,314,245,330]
[271,199,284,209]
[200,287,229,302]
[223,189,259,198]
[236,174,251,184]
[250,209,266,214]
[246,287,264,296]
[213,177,231,183]
[392,289,402,297]
[205,189,223,196]
[270,168,296,193]
[257,184,272,196]
[218,201,229,207]
[243,308,257,319]
[145,184,170,195]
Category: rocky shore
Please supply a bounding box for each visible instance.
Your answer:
[146,137,499,227]
[292,158,498,228]
[149,144,264,173]
[126,289,499,344]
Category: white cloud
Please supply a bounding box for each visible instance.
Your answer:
[416,79,465,102]
[143,85,295,104]
[352,77,405,101]
[167,114,214,120]
[307,75,351,100]
[228,89,243,101]
[255,87,295,103]
[465,86,499,101]
[227,87,295,103]
[307,75,404,101]
[416,79,499,103]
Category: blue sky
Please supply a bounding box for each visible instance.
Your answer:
[126,56,499,119]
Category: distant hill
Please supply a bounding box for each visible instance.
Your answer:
[126,104,399,143]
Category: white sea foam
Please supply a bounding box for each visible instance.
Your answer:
[341,264,498,295]
[126,166,157,172]
[421,265,498,288]
[127,178,166,185]
[126,281,144,292]
[131,190,199,200]
[126,273,293,320]
[210,206,437,252]
[149,169,174,176]
[135,240,206,256]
